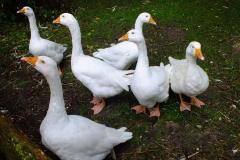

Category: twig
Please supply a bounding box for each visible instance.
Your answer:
[180,151,199,160]
[62,83,74,86]
[38,22,48,29]
[13,115,25,119]
[225,97,240,104]
[152,139,162,147]
[46,34,55,40]
[159,41,177,47]
[122,148,159,155]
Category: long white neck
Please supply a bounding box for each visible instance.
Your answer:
[27,14,40,39]
[186,52,197,64]
[67,20,84,65]
[44,70,67,123]
[135,39,149,75]
[134,17,143,34]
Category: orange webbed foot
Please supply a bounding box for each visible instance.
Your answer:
[131,105,146,114]
[179,94,191,112]
[91,98,106,115]
[191,97,205,108]
[90,97,100,105]
[149,105,160,117]
[180,101,191,112]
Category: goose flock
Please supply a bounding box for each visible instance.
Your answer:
[17,6,209,160]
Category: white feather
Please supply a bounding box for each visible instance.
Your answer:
[31,56,133,160]
[92,12,156,69]
[22,6,66,64]
[168,42,209,97]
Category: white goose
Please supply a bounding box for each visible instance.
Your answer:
[17,6,66,64]
[168,41,209,111]
[93,12,157,69]
[119,29,169,117]
[21,56,132,160]
[53,13,133,114]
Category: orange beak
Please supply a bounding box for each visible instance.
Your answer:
[195,48,205,60]
[53,16,61,24]
[149,16,157,25]
[118,33,129,42]
[17,7,25,14]
[21,56,38,66]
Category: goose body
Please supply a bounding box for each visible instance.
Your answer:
[71,55,131,97]
[21,56,132,160]
[169,58,209,97]
[93,41,138,69]
[93,12,157,69]
[41,115,131,160]
[17,6,66,64]
[119,29,169,117]
[53,13,132,114]
[29,37,66,64]
[168,41,209,111]
[131,64,169,108]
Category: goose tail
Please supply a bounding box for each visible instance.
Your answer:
[164,63,172,75]
[117,127,133,143]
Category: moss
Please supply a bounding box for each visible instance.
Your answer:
[14,140,36,160]
[0,116,51,160]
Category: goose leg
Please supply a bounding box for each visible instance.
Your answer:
[57,66,62,76]
[191,97,205,108]
[149,104,160,117]
[179,94,191,111]
[131,105,146,114]
[91,98,106,115]
[90,96,100,105]
[111,149,116,160]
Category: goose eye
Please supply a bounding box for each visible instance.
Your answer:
[192,46,194,49]
[146,15,148,18]
[62,15,65,18]
[40,60,45,64]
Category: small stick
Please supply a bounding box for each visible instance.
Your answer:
[180,151,199,160]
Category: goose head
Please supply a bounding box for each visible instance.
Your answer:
[21,56,58,77]
[137,12,157,25]
[17,6,34,16]
[186,41,205,61]
[119,29,144,43]
[53,13,77,27]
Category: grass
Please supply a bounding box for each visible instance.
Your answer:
[0,0,240,159]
